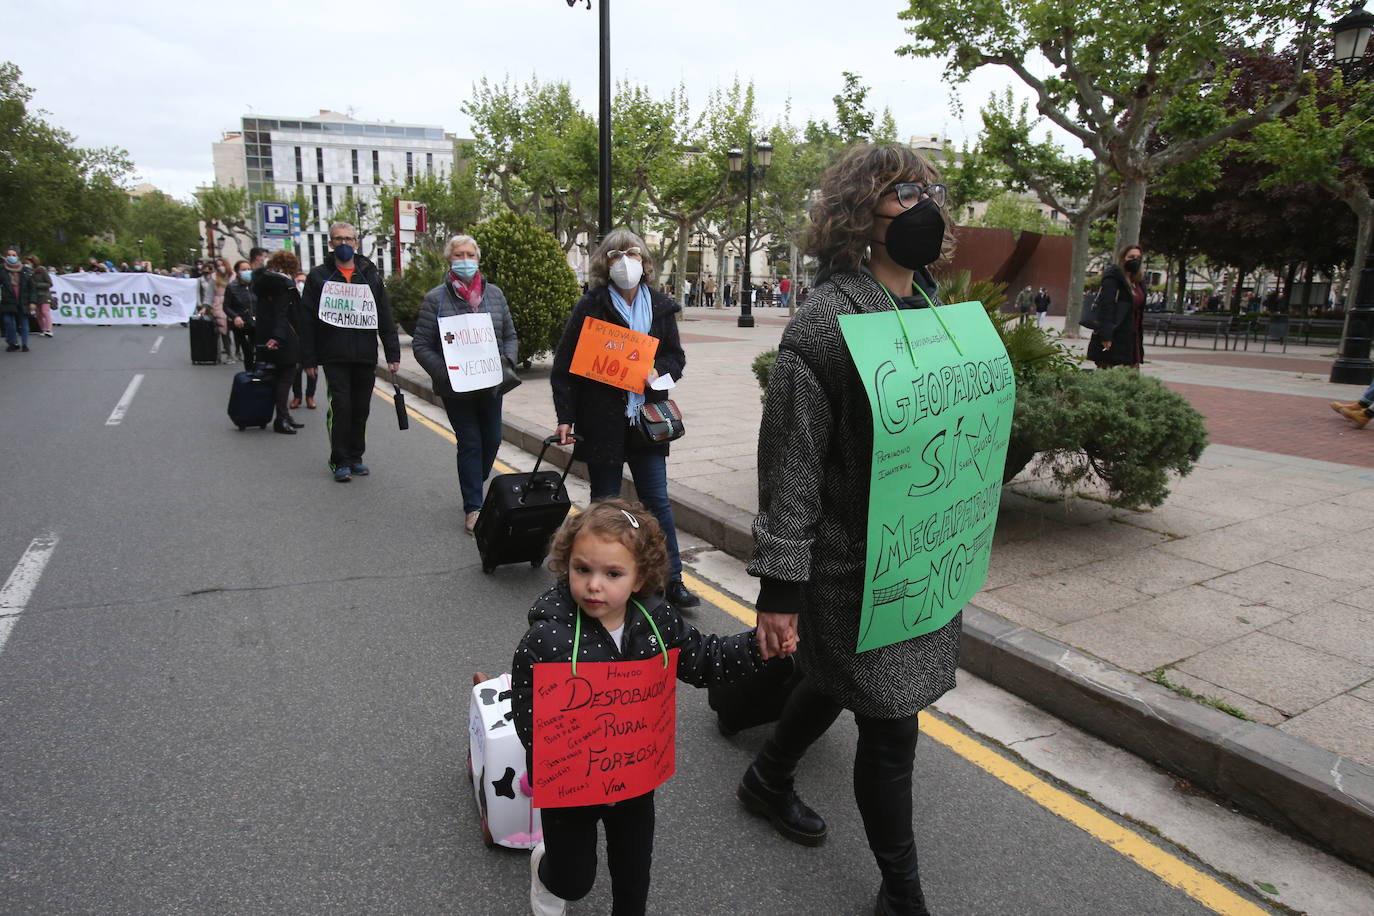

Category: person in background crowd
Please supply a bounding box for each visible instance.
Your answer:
[253,250,306,436]
[2,246,37,352]
[412,234,519,534]
[1034,286,1051,327]
[1016,284,1034,324]
[1087,245,1148,369]
[702,273,716,308]
[289,271,317,410]
[197,261,215,317]
[248,246,268,277]
[222,259,257,371]
[300,222,401,482]
[26,255,53,337]
[551,228,700,609]
[723,280,733,308]
[210,258,232,360]
[779,275,791,309]
[742,143,959,916]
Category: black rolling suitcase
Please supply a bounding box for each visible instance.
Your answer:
[189,316,219,365]
[708,656,804,736]
[475,436,576,574]
[227,368,275,430]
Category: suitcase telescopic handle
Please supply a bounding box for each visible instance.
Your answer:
[528,434,579,496]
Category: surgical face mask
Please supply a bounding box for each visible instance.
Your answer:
[5,256,18,265]
[451,258,478,281]
[296,281,305,294]
[874,198,945,270]
[239,270,252,283]
[333,243,355,262]
[609,255,643,290]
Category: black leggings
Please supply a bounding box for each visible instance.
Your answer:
[758,677,922,895]
[538,790,655,916]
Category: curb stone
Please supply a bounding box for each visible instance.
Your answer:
[378,363,1374,873]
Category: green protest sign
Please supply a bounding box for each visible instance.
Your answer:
[838,301,1015,653]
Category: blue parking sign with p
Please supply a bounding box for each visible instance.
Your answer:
[260,201,291,236]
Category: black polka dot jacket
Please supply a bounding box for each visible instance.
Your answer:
[510,583,762,772]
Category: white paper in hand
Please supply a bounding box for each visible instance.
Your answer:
[650,374,676,391]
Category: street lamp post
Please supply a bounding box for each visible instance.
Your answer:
[566,1,610,239]
[1328,0,1374,384]
[727,137,772,329]
[137,238,144,262]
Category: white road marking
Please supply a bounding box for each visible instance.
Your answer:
[105,374,145,426]
[0,534,59,656]
[150,335,164,354]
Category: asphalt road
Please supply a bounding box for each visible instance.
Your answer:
[0,326,1278,915]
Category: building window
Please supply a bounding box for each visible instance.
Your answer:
[316,147,324,183]
[372,150,380,184]
[406,152,414,182]
[351,149,359,184]
[325,185,333,213]
[307,233,316,265]
[294,147,303,183]
[426,152,433,176]
[311,185,320,227]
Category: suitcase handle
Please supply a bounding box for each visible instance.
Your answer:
[527,434,579,498]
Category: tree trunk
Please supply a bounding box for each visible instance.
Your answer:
[1348,202,1372,309]
[675,222,690,309]
[1063,213,1095,337]
[715,243,727,308]
[1115,176,1148,254]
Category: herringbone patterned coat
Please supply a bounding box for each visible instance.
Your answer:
[748,268,960,718]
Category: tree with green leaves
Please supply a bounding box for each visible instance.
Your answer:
[112,191,202,269]
[978,91,1119,330]
[897,0,1314,253]
[0,62,132,262]
[193,183,254,259]
[376,164,487,254]
[1250,59,1373,305]
[469,210,581,364]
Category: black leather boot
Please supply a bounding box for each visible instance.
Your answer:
[273,419,296,435]
[874,879,931,916]
[737,762,827,846]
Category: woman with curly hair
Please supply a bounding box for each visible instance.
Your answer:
[738,143,958,916]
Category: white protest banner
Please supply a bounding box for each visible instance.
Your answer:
[319,280,379,330]
[51,273,198,325]
[439,312,502,392]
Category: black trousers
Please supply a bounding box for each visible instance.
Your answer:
[758,677,923,901]
[232,326,255,370]
[322,363,376,470]
[539,790,655,916]
[292,366,318,400]
[272,362,296,422]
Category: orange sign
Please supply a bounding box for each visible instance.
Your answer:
[569,317,659,393]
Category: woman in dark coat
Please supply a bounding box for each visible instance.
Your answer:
[1087,245,1147,368]
[550,228,699,609]
[742,144,961,916]
[411,234,519,534]
[1,246,36,351]
[251,249,306,435]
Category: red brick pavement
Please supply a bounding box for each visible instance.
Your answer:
[1149,350,1331,373]
[1164,381,1374,468]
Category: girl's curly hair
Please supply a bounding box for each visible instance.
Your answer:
[547,499,670,597]
[805,143,956,271]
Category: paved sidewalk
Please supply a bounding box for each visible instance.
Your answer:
[388,306,1374,869]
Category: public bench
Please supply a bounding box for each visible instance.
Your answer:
[1144,314,1235,350]
[1295,318,1344,345]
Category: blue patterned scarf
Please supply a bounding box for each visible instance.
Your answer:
[608,283,652,422]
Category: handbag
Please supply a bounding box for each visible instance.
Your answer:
[497,359,521,396]
[1079,289,1104,330]
[636,399,685,444]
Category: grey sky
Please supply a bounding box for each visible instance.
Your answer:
[13,0,1040,199]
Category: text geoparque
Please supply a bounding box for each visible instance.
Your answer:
[532,650,679,808]
[318,280,379,330]
[838,300,1015,653]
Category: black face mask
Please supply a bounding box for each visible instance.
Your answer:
[873,198,945,270]
[1124,258,1142,273]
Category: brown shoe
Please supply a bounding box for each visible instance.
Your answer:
[1337,404,1371,428]
[306,396,317,409]
[289,397,303,409]
[472,671,490,686]
[466,510,480,534]
[1331,400,1362,414]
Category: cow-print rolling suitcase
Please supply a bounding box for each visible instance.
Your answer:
[468,672,542,849]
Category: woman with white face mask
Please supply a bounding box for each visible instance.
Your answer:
[411,234,520,534]
[549,229,699,609]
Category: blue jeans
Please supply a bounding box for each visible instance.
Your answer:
[3,313,30,347]
[443,394,503,513]
[586,450,683,578]
[780,292,789,309]
[1361,380,1374,404]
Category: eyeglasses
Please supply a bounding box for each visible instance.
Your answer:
[606,246,643,262]
[330,235,358,244]
[892,183,947,210]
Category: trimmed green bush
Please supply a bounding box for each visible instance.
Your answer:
[470,211,581,365]
[751,349,777,402]
[384,245,448,334]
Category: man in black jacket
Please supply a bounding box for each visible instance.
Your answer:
[300,222,401,482]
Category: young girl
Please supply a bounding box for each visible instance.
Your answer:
[510,499,780,916]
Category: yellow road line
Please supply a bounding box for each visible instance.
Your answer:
[382,384,1261,915]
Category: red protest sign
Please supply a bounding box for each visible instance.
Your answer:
[568,316,659,393]
[532,649,679,808]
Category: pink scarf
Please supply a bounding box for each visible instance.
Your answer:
[450,270,484,312]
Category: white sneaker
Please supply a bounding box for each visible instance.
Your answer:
[529,841,566,916]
